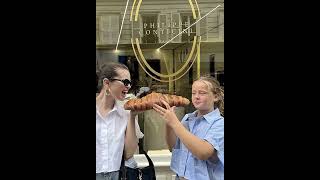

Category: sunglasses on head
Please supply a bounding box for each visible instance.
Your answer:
[110,78,132,86]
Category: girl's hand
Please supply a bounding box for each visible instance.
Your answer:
[153,99,179,127]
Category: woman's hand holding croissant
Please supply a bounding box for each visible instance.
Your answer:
[130,109,143,119]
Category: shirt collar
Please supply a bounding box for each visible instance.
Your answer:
[96,100,124,117]
[186,108,222,124]
[113,100,125,116]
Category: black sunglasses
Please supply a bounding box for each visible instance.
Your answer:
[110,78,132,86]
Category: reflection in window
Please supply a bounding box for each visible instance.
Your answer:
[141,14,158,44]
[98,14,120,44]
[181,14,196,42]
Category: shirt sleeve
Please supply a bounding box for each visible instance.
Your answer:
[203,119,224,165]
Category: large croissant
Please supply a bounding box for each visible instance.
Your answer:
[124,92,190,111]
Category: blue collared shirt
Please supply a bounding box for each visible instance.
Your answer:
[171,108,224,180]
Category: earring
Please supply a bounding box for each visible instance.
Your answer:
[105,89,110,96]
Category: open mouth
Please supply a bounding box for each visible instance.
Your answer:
[122,91,128,96]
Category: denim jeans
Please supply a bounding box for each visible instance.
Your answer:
[96,171,119,180]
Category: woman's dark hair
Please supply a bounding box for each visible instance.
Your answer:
[96,62,129,92]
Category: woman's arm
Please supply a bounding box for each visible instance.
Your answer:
[124,112,138,160]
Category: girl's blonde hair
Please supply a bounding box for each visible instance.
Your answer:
[196,75,224,115]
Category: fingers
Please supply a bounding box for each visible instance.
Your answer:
[153,104,166,115]
[152,106,161,114]
[160,99,170,109]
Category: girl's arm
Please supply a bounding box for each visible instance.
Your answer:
[165,123,177,151]
[153,100,216,160]
[169,119,216,160]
